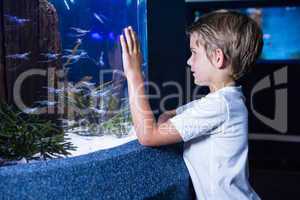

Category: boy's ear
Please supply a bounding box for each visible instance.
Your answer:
[212,48,225,69]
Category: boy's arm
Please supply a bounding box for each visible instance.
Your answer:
[157,109,177,126]
[120,27,182,146]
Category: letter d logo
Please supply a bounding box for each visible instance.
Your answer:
[250,67,288,133]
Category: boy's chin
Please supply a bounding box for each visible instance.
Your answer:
[194,79,209,87]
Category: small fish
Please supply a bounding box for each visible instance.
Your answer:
[36,100,57,106]
[6,52,31,60]
[89,51,105,67]
[93,13,108,24]
[87,90,106,98]
[90,108,106,114]
[76,38,82,44]
[70,27,90,37]
[70,27,90,34]
[39,53,60,62]
[4,14,30,25]
[91,51,105,66]
[41,53,60,59]
[70,0,75,4]
[98,51,105,66]
[23,107,39,114]
[64,49,74,54]
[87,84,119,98]
[64,49,85,54]
[64,0,70,10]
[62,51,89,65]
[80,76,93,82]
[67,33,84,38]
[263,34,271,39]
[63,38,83,67]
[63,51,86,58]
[80,81,96,87]
[45,87,65,94]
[67,87,83,93]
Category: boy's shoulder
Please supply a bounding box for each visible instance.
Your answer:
[176,86,245,116]
[190,86,246,116]
[209,86,245,106]
[176,91,227,117]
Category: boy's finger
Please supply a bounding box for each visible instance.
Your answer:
[134,30,141,53]
[129,27,137,53]
[124,27,133,54]
[120,35,128,54]
[137,34,141,53]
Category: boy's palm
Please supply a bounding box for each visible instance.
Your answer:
[120,26,143,77]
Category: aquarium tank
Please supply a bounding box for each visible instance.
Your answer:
[190,5,300,61]
[49,0,147,83]
[0,0,147,136]
[46,0,148,136]
[0,0,148,164]
[47,0,148,137]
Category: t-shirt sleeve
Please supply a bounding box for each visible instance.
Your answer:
[175,101,193,115]
[169,94,228,142]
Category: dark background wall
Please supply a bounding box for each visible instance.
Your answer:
[147,0,189,119]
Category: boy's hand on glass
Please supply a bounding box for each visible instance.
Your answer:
[120,26,143,78]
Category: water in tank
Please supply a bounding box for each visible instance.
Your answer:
[47,0,148,137]
[0,0,147,164]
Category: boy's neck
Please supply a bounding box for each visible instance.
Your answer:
[209,80,236,93]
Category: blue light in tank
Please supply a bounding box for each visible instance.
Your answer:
[108,32,115,40]
[126,0,132,7]
[91,32,103,40]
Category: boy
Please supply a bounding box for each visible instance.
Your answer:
[120,10,263,200]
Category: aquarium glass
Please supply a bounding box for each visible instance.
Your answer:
[0,0,149,164]
[48,0,148,136]
[49,0,148,83]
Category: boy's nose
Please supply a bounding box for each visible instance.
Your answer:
[187,57,192,67]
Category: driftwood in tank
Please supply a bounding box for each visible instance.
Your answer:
[0,0,62,113]
[0,2,7,102]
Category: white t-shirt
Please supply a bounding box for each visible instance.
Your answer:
[169,86,261,200]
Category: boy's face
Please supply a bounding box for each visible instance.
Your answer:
[187,33,215,86]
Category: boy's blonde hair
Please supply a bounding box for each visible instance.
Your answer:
[187,10,264,80]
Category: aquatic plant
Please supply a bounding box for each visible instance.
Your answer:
[0,102,76,165]
[42,33,132,138]
[51,78,132,137]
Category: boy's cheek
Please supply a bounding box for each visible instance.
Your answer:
[194,71,209,86]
